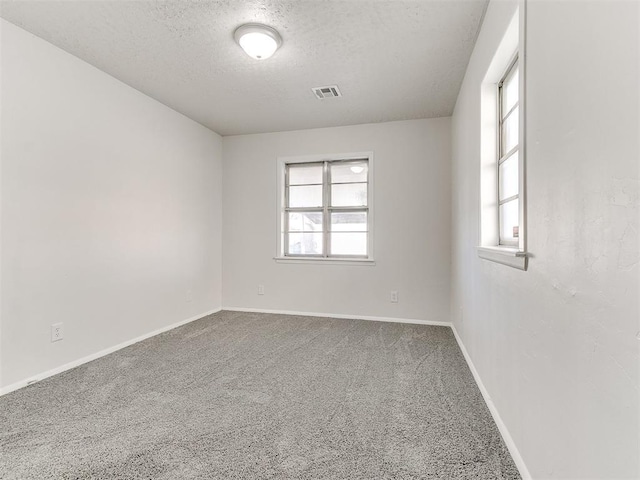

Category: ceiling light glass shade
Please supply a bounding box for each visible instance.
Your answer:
[234,24,282,60]
[350,166,365,174]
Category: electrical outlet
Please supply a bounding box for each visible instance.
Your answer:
[186,289,193,302]
[390,291,398,303]
[51,323,64,342]
[258,284,265,295]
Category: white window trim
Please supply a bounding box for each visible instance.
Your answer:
[476,246,527,270]
[477,1,528,271]
[274,152,375,265]
[497,55,520,247]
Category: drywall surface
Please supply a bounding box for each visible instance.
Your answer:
[222,118,451,322]
[0,20,223,389]
[451,1,639,478]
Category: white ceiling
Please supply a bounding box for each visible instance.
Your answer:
[0,0,487,136]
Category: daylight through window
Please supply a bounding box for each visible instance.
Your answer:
[498,57,520,246]
[284,159,369,258]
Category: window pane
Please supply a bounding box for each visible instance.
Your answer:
[288,164,323,185]
[500,198,519,243]
[331,232,367,256]
[330,161,368,183]
[499,152,519,201]
[288,212,323,232]
[501,106,519,155]
[287,232,322,255]
[330,211,367,231]
[502,65,519,116]
[331,183,367,207]
[288,185,322,208]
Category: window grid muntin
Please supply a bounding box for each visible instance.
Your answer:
[285,159,369,258]
[498,56,519,246]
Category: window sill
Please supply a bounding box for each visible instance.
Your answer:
[476,246,528,270]
[274,257,376,266]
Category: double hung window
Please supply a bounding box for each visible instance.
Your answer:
[284,159,369,258]
[498,58,520,246]
[477,8,526,270]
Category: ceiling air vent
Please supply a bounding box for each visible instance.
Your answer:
[312,85,342,99]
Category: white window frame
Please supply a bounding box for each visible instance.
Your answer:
[275,152,375,265]
[477,2,528,270]
[497,56,520,247]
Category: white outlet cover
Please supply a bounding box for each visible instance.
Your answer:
[51,323,64,342]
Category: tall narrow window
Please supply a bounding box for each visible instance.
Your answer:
[477,9,526,269]
[284,159,369,258]
[498,57,520,246]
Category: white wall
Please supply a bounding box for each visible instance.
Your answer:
[0,20,223,390]
[451,1,639,478]
[222,119,451,322]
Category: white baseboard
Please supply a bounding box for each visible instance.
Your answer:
[222,306,452,327]
[0,307,222,397]
[451,324,531,480]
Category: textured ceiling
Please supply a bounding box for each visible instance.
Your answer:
[0,0,488,136]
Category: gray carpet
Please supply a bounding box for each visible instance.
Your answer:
[0,310,521,479]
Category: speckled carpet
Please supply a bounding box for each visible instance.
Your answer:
[0,310,520,479]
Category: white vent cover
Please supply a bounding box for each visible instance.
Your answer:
[312,85,342,99]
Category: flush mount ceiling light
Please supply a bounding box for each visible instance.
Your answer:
[234,23,282,60]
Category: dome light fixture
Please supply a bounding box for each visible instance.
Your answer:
[234,23,282,60]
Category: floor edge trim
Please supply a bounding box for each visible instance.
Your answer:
[222,307,451,327]
[451,324,532,480]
